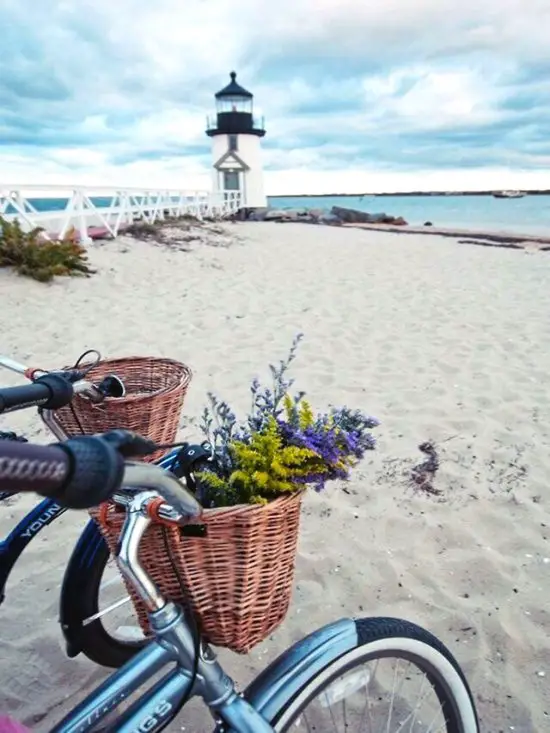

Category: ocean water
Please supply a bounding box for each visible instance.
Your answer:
[2,196,192,214]
[268,194,550,235]
[3,193,549,236]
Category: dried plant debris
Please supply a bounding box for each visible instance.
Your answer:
[411,441,441,495]
[486,444,528,493]
[124,217,236,251]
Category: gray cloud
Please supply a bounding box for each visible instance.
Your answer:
[1,0,549,186]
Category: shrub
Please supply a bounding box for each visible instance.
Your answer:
[0,216,95,283]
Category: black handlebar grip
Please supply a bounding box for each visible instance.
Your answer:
[0,374,74,414]
[0,381,52,414]
[56,436,125,510]
[35,374,75,409]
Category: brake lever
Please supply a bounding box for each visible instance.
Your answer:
[45,369,87,383]
[99,429,159,458]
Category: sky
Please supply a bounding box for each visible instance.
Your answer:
[2,0,550,194]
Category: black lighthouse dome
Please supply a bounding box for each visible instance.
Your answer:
[215,71,253,100]
[206,71,265,137]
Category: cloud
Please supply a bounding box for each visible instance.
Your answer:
[1,0,550,192]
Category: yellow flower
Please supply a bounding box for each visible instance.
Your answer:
[298,399,315,430]
[200,416,329,504]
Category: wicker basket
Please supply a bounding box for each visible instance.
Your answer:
[90,491,303,653]
[53,356,192,461]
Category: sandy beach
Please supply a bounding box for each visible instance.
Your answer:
[1,221,549,731]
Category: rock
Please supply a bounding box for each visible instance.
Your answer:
[331,206,374,223]
[265,207,319,223]
[368,213,393,224]
[319,213,343,226]
[424,221,433,226]
[247,207,269,221]
[264,209,294,221]
[307,208,325,220]
[245,205,406,227]
[330,206,408,226]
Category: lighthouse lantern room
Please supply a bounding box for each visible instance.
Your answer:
[206,71,266,208]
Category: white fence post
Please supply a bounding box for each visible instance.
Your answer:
[74,189,92,244]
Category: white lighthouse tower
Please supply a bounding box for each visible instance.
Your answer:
[206,71,267,209]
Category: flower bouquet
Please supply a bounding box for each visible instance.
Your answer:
[196,332,379,508]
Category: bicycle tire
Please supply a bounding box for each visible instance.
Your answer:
[248,617,479,733]
[69,539,147,668]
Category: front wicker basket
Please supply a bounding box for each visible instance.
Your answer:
[90,491,303,653]
[54,356,192,461]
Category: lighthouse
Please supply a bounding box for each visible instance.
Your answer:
[206,71,267,209]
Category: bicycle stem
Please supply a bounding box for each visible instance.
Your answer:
[117,492,166,611]
[111,466,202,611]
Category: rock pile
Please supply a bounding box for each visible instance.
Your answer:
[244,205,408,227]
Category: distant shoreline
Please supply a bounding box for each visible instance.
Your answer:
[339,222,550,248]
[269,190,550,198]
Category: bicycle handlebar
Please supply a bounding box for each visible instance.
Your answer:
[0,374,75,414]
[0,354,126,415]
[0,431,203,517]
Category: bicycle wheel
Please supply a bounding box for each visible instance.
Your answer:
[251,617,479,733]
[62,536,148,668]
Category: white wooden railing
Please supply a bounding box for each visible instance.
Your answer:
[0,185,242,243]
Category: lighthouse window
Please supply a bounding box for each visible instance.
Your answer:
[228,134,238,151]
[223,170,240,191]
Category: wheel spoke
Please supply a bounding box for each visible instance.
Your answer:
[385,657,401,733]
[394,672,429,733]
[357,659,379,733]
[83,595,132,624]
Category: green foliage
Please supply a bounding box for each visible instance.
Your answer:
[197,416,329,506]
[283,394,315,430]
[0,216,95,283]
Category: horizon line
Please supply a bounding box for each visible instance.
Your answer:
[268,189,550,198]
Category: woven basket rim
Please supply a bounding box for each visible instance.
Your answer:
[101,489,304,522]
[64,355,192,404]
[199,489,304,517]
[67,355,190,370]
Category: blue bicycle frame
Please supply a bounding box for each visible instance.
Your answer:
[51,613,358,733]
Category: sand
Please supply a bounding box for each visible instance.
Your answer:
[0,221,549,731]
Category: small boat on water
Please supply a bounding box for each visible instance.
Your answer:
[493,190,525,199]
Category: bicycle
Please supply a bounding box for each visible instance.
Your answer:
[0,355,206,669]
[0,406,480,731]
